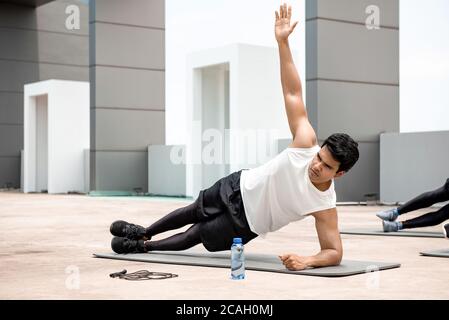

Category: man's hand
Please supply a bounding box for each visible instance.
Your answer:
[278,209,343,271]
[275,3,299,43]
[279,253,311,271]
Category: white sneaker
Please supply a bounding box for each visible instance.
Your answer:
[376,208,399,221]
[382,220,400,232]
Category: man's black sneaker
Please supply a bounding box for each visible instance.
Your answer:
[110,220,148,240]
[111,236,147,254]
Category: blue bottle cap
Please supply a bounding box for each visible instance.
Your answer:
[233,238,242,244]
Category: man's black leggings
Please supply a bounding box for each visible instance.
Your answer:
[398,178,449,229]
[142,170,256,252]
[144,200,203,251]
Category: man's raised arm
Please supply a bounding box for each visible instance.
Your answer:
[275,3,316,148]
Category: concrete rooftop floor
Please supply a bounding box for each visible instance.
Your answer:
[0,191,448,300]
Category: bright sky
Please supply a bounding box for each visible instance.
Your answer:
[166,0,449,145]
[400,0,449,133]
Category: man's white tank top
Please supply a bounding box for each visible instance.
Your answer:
[240,145,337,235]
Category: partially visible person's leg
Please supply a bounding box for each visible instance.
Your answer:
[376,207,400,221]
[145,170,257,253]
[110,171,247,253]
[401,204,449,230]
[110,199,201,241]
[398,179,449,215]
[377,178,449,221]
[145,200,200,238]
[110,220,148,240]
[383,203,449,232]
[111,223,203,253]
[145,171,240,238]
[145,223,202,251]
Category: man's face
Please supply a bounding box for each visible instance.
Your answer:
[308,146,345,183]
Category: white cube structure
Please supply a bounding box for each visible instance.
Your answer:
[23,80,90,194]
[186,44,299,198]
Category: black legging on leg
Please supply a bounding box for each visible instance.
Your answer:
[402,203,449,229]
[144,200,203,251]
[145,224,202,251]
[145,200,200,236]
[398,178,449,215]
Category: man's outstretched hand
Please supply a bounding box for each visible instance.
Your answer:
[275,3,299,43]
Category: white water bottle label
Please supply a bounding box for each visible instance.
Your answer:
[231,246,245,279]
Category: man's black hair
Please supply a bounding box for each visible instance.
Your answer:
[322,133,359,173]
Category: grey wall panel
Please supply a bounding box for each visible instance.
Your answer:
[90,0,165,192]
[307,0,399,27]
[89,93,96,148]
[0,3,36,29]
[93,108,165,151]
[148,145,186,196]
[0,29,88,65]
[0,125,23,156]
[313,80,399,141]
[38,63,89,81]
[309,19,399,84]
[93,22,164,69]
[0,47,87,93]
[305,19,317,84]
[89,147,96,191]
[89,10,96,64]
[37,31,87,65]
[92,0,164,29]
[95,66,164,110]
[0,1,88,36]
[0,1,89,190]
[35,0,89,35]
[0,60,39,91]
[380,131,449,203]
[306,0,399,201]
[0,157,20,187]
[2,0,54,8]
[0,93,23,124]
[92,150,148,192]
[305,81,318,130]
[305,0,317,20]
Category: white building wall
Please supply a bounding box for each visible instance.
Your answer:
[24,80,89,194]
[186,44,299,197]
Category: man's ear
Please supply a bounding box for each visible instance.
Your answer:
[334,171,345,179]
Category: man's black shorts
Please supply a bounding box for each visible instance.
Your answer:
[196,170,258,252]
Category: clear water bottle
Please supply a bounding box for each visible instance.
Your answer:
[231,237,245,280]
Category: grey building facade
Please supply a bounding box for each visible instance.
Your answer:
[0,0,165,193]
[0,0,89,189]
[89,0,165,192]
[1,0,406,202]
[305,0,399,201]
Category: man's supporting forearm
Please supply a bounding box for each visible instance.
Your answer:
[306,249,342,268]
